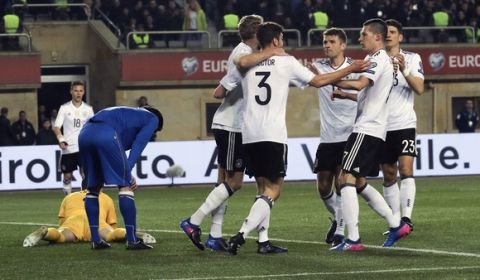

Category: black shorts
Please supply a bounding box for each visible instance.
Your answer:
[342,133,382,178]
[213,129,246,172]
[244,141,287,181]
[313,141,347,173]
[381,128,417,164]
[60,152,81,173]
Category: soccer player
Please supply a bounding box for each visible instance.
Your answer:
[23,189,156,247]
[381,19,425,231]
[79,106,163,250]
[331,18,411,252]
[226,22,370,255]
[180,15,287,253]
[54,81,94,195]
[308,28,360,247]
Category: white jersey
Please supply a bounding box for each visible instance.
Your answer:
[387,49,424,131]
[212,42,253,132]
[242,55,315,144]
[353,49,393,140]
[54,101,94,154]
[314,57,359,143]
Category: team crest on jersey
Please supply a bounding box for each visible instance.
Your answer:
[235,159,243,169]
[181,57,199,76]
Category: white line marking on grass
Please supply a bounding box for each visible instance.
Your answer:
[0,221,57,226]
[161,266,480,280]
[3,221,480,258]
[268,237,480,258]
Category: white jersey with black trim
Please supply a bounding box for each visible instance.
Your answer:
[54,101,94,154]
[353,49,393,141]
[212,42,253,132]
[241,55,315,144]
[313,57,359,143]
[387,49,424,131]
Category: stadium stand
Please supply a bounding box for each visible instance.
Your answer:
[2,0,479,49]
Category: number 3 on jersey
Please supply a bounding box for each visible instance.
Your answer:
[255,71,271,105]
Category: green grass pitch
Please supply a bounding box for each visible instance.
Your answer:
[1,176,479,279]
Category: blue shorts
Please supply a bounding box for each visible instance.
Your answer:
[79,122,131,189]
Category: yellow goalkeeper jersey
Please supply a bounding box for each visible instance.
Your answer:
[58,190,117,228]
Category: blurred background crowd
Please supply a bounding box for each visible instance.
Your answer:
[1,0,480,45]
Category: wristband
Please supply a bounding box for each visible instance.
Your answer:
[402,68,411,77]
[57,136,65,143]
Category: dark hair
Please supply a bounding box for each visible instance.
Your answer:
[363,18,387,41]
[323,27,347,43]
[257,22,283,49]
[385,19,403,34]
[144,106,163,132]
[238,15,263,41]
[71,80,85,89]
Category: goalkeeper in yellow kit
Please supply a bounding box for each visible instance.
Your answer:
[23,190,155,247]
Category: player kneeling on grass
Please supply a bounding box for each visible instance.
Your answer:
[23,189,156,247]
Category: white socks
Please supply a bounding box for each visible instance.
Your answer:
[190,183,230,226]
[334,194,345,236]
[257,213,271,243]
[359,184,399,228]
[239,196,272,239]
[400,178,416,219]
[383,182,401,221]
[340,186,359,241]
[383,178,416,220]
[210,201,227,238]
[62,181,72,196]
[321,189,337,216]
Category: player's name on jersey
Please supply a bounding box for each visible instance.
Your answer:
[257,59,275,66]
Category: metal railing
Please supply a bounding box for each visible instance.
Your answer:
[12,3,92,20]
[94,7,122,47]
[0,33,32,52]
[217,29,302,48]
[126,31,211,50]
[217,30,239,48]
[307,26,477,46]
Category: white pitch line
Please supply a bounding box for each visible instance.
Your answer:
[3,221,480,258]
[160,266,480,280]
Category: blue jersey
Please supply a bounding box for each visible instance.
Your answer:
[89,107,158,169]
[79,106,159,188]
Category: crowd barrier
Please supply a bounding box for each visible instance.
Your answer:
[1,133,478,191]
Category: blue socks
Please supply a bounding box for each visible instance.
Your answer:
[119,191,137,242]
[85,192,100,242]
